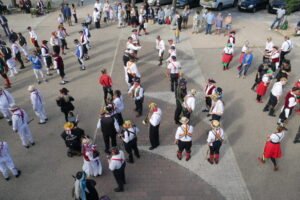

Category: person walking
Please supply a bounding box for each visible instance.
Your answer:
[18,32,29,58]
[0,43,18,77]
[57,25,69,55]
[99,68,113,104]
[73,39,85,71]
[0,141,21,181]
[156,35,165,66]
[108,147,126,192]
[79,30,89,60]
[28,50,48,84]
[175,117,193,161]
[263,77,287,117]
[71,4,78,24]
[0,15,10,37]
[96,105,120,154]
[11,41,25,69]
[251,62,269,91]
[93,8,101,29]
[279,36,293,67]
[174,78,187,124]
[0,87,14,125]
[167,55,181,92]
[27,26,40,52]
[256,69,273,103]
[237,41,249,70]
[112,90,124,126]
[40,40,53,76]
[28,85,47,124]
[209,90,224,121]
[128,78,144,117]
[258,126,286,171]
[56,88,75,122]
[0,58,11,88]
[207,120,225,164]
[120,120,140,163]
[238,50,253,78]
[52,52,67,85]
[270,6,285,30]
[10,105,35,148]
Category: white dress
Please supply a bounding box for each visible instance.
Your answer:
[82,145,102,177]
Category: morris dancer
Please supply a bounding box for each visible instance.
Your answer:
[175,117,193,161]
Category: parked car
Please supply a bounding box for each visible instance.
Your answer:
[177,0,200,8]
[148,0,172,6]
[268,0,300,14]
[124,0,144,4]
[200,0,238,11]
[238,0,268,13]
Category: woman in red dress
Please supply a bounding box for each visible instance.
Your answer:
[221,44,234,70]
[256,69,273,103]
[258,126,286,171]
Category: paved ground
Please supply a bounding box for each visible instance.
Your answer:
[0,2,299,200]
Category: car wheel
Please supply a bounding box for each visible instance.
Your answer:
[217,3,223,11]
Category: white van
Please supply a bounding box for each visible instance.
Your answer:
[200,0,238,10]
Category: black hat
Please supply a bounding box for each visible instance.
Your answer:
[171,55,176,60]
[215,87,223,96]
[179,78,187,86]
[133,77,141,83]
[75,171,86,180]
[208,79,216,84]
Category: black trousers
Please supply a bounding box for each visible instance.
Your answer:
[60,39,67,49]
[149,124,160,148]
[114,113,124,126]
[279,108,292,123]
[279,51,289,67]
[53,45,60,54]
[212,114,221,121]
[170,73,178,92]
[209,140,222,155]
[178,140,192,153]
[266,93,278,108]
[15,52,25,67]
[83,44,88,56]
[135,98,143,115]
[95,21,100,29]
[102,87,113,103]
[205,96,212,109]
[73,14,78,23]
[45,56,53,68]
[113,162,126,190]
[124,138,140,162]
[102,132,117,152]
[123,55,129,66]
[174,100,182,123]
[182,109,191,119]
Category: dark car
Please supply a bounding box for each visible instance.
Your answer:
[238,0,268,12]
[124,0,144,3]
[176,0,199,8]
[268,0,300,14]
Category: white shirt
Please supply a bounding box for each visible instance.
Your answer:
[109,150,125,171]
[126,42,141,51]
[29,30,38,40]
[149,108,162,126]
[128,85,144,100]
[271,82,283,97]
[183,95,195,112]
[0,90,15,109]
[269,131,284,143]
[156,39,165,56]
[113,96,124,113]
[276,8,286,19]
[57,16,64,24]
[207,128,225,146]
[56,30,66,40]
[167,61,181,74]
[94,2,103,12]
[103,3,110,12]
[80,34,88,45]
[30,90,44,111]
[96,115,120,132]
[93,10,100,22]
[175,124,193,142]
[126,62,141,78]
[122,126,139,143]
[223,47,234,54]
[265,41,274,52]
[12,108,29,131]
[281,40,293,52]
[241,45,248,53]
[131,33,139,44]
[11,43,20,57]
[211,99,224,115]
[41,45,50,57]
[50,36,60,46]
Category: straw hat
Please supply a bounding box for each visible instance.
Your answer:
[64,122,74,130]
[123,120,132,129]
[9,104,19,111]
[190,89,196,96]
[179,117,189,124]
[148,102,157,110]
[211,120,220,128]
[27,85,36,92]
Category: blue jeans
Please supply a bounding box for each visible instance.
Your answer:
[206,23,212,34]
[238,64,251,76]
[270,18,281,29]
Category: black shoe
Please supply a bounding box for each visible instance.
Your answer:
[15,170,21,178]
[114,188,124,192]
[8,121,12,126]
[135,154,140,158]
[105,150,111,154]
[269,113,276,117]
[175,121,181,125]
[24,146,30,149]
[45,118,48,121]
[202,109,209,112]
[126,159,134,163]
[31,142,35,146]
[20,66,25,69]
[5,177,9,181]
[38,121,46,125]
[206,114,211,117]
[149,146,155,150]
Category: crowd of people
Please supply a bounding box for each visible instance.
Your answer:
[0,1,299,199]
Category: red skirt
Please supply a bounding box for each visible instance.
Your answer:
[263,141,282,158]
[256,82,268,96]
[239,52,245,64]
[222,54,233,63]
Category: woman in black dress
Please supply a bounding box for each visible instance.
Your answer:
[56,88,75,122]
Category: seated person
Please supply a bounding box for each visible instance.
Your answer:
[24,0,32,14]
